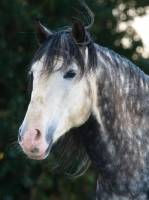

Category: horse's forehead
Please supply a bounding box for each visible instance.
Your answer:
[31,56,64,72]
[32,56,79,75]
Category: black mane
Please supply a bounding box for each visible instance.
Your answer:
[31,29,97,76]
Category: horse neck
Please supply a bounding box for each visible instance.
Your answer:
[76,64,110,173]
[77,114,112,177]
[77,45,149,175]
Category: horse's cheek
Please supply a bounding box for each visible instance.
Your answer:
[71,97,91,127]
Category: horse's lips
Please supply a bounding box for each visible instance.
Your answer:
[28,141,53,160]
[29,152,46,160]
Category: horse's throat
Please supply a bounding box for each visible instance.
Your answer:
[77,115,115,179]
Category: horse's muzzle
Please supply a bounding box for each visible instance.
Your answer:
[18,121,51,160]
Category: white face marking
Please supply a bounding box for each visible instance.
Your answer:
[23,56,93,144]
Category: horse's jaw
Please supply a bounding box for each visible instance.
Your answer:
[18,110,92,160]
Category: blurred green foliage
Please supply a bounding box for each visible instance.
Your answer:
[0,0,149,199]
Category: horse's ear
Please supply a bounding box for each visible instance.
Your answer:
[34,18,52,45]
[71,17,85,43]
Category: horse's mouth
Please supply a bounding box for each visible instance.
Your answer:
[28,140,53,160]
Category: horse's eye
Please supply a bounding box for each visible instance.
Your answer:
[63,70,76,79]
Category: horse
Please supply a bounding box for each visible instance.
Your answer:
[18,1,149,199]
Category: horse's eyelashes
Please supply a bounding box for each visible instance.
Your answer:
[63,70,76,79]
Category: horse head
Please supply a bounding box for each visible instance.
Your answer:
[18,18,97,160]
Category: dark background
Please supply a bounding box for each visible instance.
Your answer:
[0,0,149,199]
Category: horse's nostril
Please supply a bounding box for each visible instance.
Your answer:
[18,127,22,142]
[18,133,22,142]
[35,129,41,141]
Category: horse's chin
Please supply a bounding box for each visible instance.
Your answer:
[27,140,53,160]
[28,152,47,160]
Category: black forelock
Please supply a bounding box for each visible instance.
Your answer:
[30,28,97,76]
